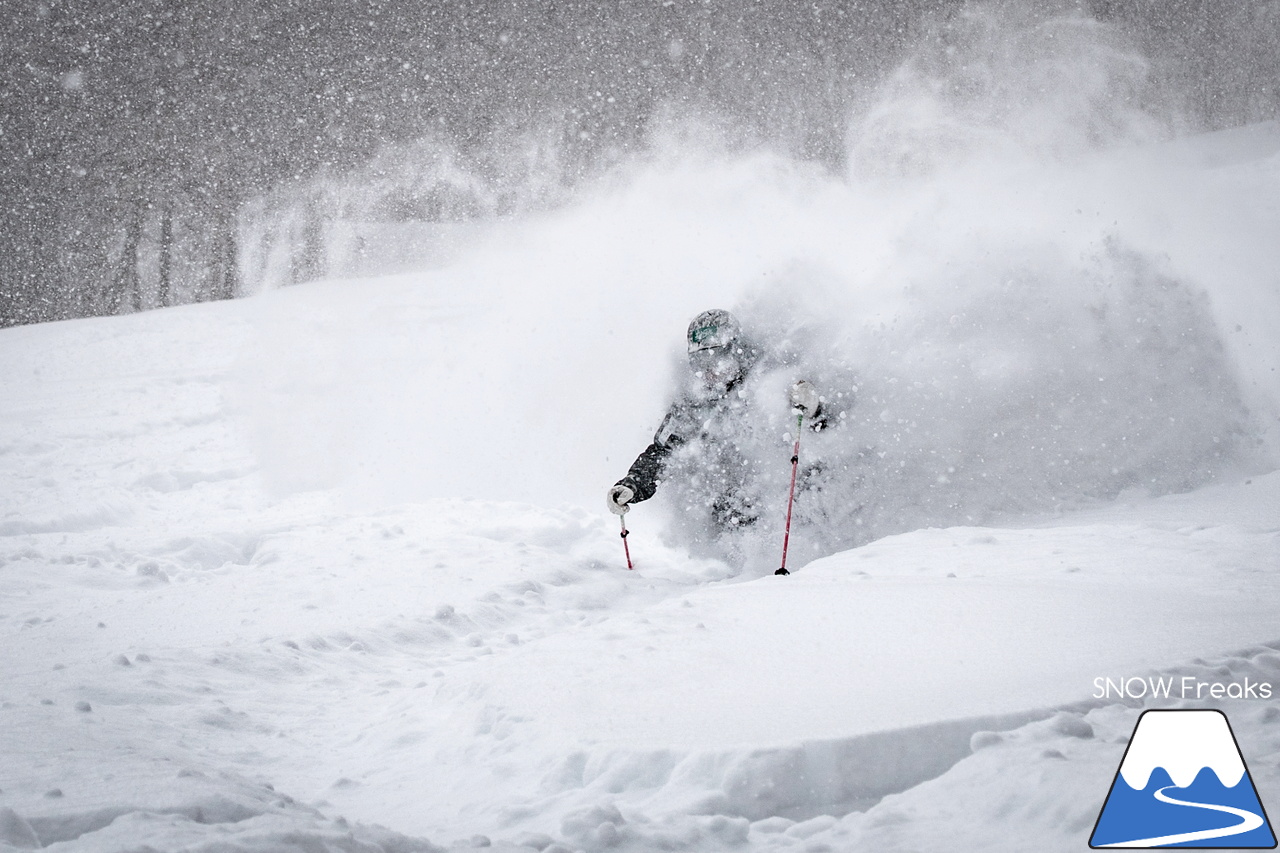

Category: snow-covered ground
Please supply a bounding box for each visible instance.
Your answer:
[3,103,1280,853]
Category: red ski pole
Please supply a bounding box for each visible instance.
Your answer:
[619,512,633,570]
[776,412,804,576]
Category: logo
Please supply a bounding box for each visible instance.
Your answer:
[1091,710,1276,848]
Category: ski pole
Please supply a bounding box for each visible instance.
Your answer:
[619,511,633,570]
[776,412,804,576]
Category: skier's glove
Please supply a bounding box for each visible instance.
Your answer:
[607,483,635,515]
[789,380,821,419]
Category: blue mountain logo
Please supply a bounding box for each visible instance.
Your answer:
[1091,709,1276,848]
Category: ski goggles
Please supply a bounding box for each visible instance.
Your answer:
[688,322,736,353]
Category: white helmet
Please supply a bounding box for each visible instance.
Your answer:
[686,309,749,391]
[687,309,741,353]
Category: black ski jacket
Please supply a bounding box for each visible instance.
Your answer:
[615,377,828,505]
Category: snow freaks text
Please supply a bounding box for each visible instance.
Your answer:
[1093,676,1274,701]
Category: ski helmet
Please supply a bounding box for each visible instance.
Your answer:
[687,309,741,354]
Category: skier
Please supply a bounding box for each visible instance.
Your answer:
[606,309,828,533]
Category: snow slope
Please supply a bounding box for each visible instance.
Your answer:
[4,18,1280,847]
[3,150,1280,853]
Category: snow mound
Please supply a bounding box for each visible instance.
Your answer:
[18,806,444,853]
